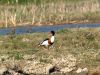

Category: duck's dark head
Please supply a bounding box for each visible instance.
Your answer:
[51,31,55,36]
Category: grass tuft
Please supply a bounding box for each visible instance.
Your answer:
[14,52,23,60]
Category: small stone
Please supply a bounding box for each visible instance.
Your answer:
[75,68,88,75]
[49,66,60,74]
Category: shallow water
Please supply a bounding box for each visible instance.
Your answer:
[0,23,100,35]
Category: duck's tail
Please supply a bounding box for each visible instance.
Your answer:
[38,42,42,47]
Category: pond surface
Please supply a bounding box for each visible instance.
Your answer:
[0,23,100,35]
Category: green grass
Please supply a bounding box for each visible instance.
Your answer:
[0,0,84,5]
[0,0,100,28]
[0,28,100,69]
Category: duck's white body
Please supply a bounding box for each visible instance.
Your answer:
[41,40,49,47]
[41,36,55,47]
[50,36,54,43]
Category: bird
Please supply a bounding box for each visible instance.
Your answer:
[38,31,55,49]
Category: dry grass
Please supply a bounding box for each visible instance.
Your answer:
[0,0,100,28]
[0,28,100,70]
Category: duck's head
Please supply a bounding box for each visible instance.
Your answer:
[50,31,55,36]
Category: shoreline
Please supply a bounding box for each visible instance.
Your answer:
[0,21,100,28]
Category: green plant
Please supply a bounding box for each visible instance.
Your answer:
[14,52,23,60]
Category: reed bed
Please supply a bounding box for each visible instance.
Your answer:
[0,0,100,28]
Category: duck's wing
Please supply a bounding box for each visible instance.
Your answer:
[38,38,49,46]
[43,38,49,41]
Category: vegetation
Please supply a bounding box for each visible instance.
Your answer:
[0,28,100,70]
[0,0,100,28]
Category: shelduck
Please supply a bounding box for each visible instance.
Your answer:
[39,31,55,48]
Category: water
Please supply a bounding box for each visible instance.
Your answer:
[0,23,100,35]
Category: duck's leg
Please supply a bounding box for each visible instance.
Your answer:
[47,46,50,50]
[51,44,55,49]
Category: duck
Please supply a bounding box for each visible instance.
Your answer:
[39,31,55,49]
